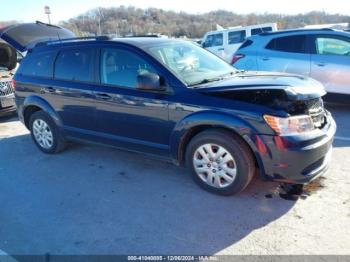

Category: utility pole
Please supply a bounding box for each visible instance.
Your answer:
[97,7,103,35]
[44,6,51,24]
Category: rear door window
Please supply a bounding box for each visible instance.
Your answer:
[228,30,246,45]
[203,33,223,47]
[19,51,56,78]
[266,35,307,53]
[54,48,94,82]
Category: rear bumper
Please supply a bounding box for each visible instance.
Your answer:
[0,94,16,117]
[252,112,336,184]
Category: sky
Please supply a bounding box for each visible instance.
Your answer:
[1,0,349,24]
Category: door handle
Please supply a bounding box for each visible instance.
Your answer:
[217,48,225,51]
[95,93,112,101]
[317,62,326,67]
[261,57,270,61]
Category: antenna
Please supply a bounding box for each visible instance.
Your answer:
[57,32,61,42]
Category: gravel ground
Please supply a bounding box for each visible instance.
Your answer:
[0,105,349,256]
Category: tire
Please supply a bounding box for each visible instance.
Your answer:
[29,110,66,154]
[185,129,256,196]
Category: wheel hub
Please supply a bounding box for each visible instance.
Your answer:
[32,119,54,149]
[193,143,237,188]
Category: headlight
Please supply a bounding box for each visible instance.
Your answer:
[264,114,315,135]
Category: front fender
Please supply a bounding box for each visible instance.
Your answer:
[169,110,260,162]
[19,95,62,128]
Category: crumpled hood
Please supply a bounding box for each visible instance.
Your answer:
[197,71,326,101]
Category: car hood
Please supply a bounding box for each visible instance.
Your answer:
[197,71,326,101]
[0,21,75,52]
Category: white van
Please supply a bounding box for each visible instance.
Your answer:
[202,23,277,63]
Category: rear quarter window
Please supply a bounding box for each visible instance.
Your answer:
[18,51,56,78]
[54,48,94,82]
[238,39,254,50]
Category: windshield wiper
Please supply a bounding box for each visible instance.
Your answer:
[189,70,240,87]
[189,77,223,87]
[220,70,243,78]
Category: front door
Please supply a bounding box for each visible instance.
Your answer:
[310,34,350,95]
[94,46,172,156]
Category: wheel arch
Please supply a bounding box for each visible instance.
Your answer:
[170,111,267,179]
[22,96,62,129]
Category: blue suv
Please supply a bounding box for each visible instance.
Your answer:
[2,23,336,195]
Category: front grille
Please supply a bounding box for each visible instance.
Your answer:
[0,80,14,97]
[305,98,326,128]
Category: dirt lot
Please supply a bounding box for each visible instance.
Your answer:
[0,104,349,256]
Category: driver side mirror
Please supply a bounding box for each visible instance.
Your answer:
[137,72,165,91]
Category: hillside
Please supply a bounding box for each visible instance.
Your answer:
[60,6,350,38]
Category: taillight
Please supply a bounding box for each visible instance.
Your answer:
[12,79,16,90]
[231,54,245,65]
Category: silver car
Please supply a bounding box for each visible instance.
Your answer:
[233,29,350,96]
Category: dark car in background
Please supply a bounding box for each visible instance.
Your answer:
[1,23,336,195]
[232,29,350,98]
[0,40,17,116]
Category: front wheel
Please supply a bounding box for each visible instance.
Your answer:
[29,111,66,154]
[185,129,256,196]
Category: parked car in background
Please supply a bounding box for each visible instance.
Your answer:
[233,29,350,96]
[202,23,277,63]
[0,21,74,117]
[0,40,17,116]
[2,23,336,195]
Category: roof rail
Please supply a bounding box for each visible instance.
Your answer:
[126,34,162,38]
[35,36,110,47]
[259,28,334,36]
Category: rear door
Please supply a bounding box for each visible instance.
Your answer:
[257,34,311,76]
[310,34,350,95]
[0,21,75,52]
[49,46,97,133]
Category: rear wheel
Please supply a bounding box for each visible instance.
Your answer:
[29,111,66,154]
[186,129,256,195]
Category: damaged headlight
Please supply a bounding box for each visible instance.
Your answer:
[264,114,315,135]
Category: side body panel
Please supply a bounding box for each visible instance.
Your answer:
[309,34,350,95]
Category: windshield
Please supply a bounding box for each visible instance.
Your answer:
[146,41,236,86]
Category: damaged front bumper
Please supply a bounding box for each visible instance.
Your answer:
[250,112,336,184]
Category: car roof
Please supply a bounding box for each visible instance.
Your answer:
[242,28,350,46]
[33,37,184,52]
[203,23,277,35]
[259,28,335,36]
[257,28,350,38]
[111,37,182,47]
